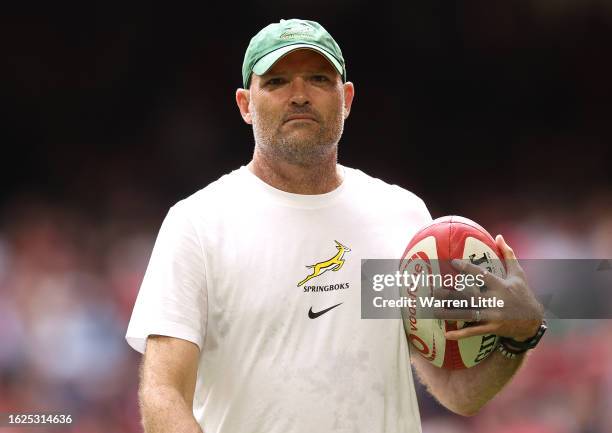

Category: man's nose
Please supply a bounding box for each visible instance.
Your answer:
[288,77,310,106]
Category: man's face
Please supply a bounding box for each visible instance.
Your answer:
[238,49,354,166]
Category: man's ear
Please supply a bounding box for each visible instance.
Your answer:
[342,82,355,119]
[236,88,252,124]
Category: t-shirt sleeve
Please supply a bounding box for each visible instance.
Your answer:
[126,204,207,354]
[417,197,433,223]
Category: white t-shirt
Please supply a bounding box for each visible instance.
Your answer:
[126,165,432,433]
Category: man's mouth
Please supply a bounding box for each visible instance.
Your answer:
[284,114,318,123]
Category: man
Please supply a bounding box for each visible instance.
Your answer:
[126,19,545,433]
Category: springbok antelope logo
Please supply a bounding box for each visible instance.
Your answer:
[297,241,351,287]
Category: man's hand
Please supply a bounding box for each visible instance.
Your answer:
[411,234,544,416]
[436,234,544,342]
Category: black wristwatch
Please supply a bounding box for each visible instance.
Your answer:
[497,320,547,359]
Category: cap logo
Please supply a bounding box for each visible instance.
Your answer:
[280,22,316,40]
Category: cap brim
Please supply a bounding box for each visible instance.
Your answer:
[252,44,344,79]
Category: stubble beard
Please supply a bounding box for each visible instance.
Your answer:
[252,108,345,167]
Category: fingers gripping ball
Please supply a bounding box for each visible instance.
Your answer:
[400,216,506,369]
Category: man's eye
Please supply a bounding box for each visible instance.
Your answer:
[266,78,284,86]
[312,75,329,82]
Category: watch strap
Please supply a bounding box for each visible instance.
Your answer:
[499,320,547,355]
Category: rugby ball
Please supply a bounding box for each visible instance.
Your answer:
[400,215,506,369]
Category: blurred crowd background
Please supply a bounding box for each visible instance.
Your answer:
[2,1,611,432]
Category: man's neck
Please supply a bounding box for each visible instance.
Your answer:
[248,148,343,195]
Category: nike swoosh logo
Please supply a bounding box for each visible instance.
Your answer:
[308,303,343,319]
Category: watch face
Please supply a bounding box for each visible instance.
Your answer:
[497,344,519,359]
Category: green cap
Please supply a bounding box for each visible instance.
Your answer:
[242,19,346,88]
